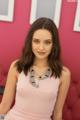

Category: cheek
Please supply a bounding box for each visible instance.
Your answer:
[47,45,53,52]
[32,42,35,49]
[32,43,38,51]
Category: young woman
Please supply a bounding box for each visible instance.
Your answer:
[0,17,71,120]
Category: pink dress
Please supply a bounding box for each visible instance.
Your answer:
[4,71,60,120]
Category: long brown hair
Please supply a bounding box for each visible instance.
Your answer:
[15,17,63,78]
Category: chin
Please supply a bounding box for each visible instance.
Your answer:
[35,55,48,60]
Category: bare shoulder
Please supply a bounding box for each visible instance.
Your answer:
[9,59,19,70]
[10,59,19,69]
[60,66,71,84]
[8,59,19,78]
[53,67,71,118]
[62,66,71,76]
[1,60,20,109]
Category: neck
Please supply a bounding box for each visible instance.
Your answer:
[33,58,48,68]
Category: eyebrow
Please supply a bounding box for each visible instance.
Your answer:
[33,38,52,41]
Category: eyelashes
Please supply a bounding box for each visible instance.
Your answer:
[32,39,52,45]
[44,41,52,44]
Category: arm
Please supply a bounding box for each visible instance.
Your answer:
[52,67,71,120]
[0,60,19,114]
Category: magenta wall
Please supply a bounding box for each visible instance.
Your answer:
[0,0,80,81]
[0,0,80,120]
[0,0,31,72]
[59,0,80,81]
[0,0,80,80]
[0,0,80,119]
[0,0,80,79]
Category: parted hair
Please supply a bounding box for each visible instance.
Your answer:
[15,17,63,78]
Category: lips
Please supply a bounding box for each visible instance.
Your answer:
[37,51,45,55]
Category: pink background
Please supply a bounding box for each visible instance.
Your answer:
[0,0,80,82]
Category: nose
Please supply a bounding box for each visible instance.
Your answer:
[39,43,44,50]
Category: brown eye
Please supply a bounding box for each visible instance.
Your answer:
[33,39,40,43]
[45,41,52,45]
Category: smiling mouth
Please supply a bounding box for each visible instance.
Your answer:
[37,52,46,55]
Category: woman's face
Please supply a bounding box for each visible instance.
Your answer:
[32,29,53,60]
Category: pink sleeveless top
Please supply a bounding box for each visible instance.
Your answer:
[4,71,60,120]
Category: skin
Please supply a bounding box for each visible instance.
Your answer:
[53,66,71,120]
[32,29,53,68]
[0,29,71,120]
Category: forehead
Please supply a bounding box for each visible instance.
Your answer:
[33,29,52,39]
